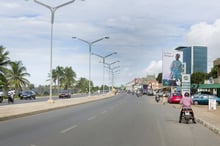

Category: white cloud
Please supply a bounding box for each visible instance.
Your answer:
[186,19,220,71]
[2,0,220,86]
[145,60,162,77]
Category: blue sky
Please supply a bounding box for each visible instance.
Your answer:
[1,0,220,87]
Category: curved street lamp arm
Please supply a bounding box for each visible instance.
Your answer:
[105,52,117,58]
[72,37,90,45]
[34,0,51,10]
[110,60,120,65]
[56,0,76,9]
[91,52,104,59]
[111,66,120,70]
[91,37,110,44]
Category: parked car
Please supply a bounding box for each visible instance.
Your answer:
[58,90,71,98]
[192,94,220,105]
[19,90,36,100]
[168,92,183,103]
[192,91,212,99]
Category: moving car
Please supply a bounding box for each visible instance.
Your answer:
[58,90,71,98]
[192,94,220,105]
[168,92,183,103]
[19,90,36,100]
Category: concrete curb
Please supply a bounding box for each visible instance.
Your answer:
[196,118,220,135]
[171,104,220,136]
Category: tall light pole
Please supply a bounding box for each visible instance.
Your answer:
[72,36,110,96]
[26,0,77,103]
[91,52,117,94]
[111,66,120,90]
[104,61,120,92]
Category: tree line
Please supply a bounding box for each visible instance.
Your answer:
[0,45,111,95]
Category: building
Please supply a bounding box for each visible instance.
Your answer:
[175,46,207,74]
[125,75,162,92]
[213,58,220,83]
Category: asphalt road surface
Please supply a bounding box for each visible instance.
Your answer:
[0,93,220,146]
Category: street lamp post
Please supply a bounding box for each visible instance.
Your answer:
[104,61,120,92]
[91,52,117,94]
[111,67,120,89]
[72,37,110,96]
[27,0,76,103]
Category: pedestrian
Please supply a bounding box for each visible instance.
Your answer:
[162,92,167,105]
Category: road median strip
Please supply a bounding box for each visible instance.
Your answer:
[0,93,114,121]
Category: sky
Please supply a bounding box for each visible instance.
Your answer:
[1,0,220,87]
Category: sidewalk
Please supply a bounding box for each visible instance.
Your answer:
[0,93,114,121]
[172,104,220,135]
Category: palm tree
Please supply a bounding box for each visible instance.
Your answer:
[63,67,76,90]
[56,66,64,89]
[0,46,11,90]
[7,61,30,91]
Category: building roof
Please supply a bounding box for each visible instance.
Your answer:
[175,46,190,51]
[191,84,220,89]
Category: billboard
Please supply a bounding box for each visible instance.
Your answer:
[162,51,183,87]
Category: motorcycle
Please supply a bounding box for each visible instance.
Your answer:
[136,88,143,98]
[155,96,160,102]
[181,108,193,124]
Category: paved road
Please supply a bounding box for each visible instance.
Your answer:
[0,93,220,146]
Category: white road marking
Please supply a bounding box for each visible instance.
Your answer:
[88,115,97,121]
[60,125,78,134]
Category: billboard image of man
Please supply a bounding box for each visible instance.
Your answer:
[162,51,183,86]
[170,53,182,82]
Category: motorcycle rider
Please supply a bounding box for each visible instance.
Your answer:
[8,89,15,104]
[179,92,196,123]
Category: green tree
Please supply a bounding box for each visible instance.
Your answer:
[0,46,11,89]
[62,67,76,90]
[208,66,218,79]
[7,61,30,91]
[75,77,93,93]
[55,66,64,89]
[52,66,76,90]
[52,66,64,89]
[191,72,207,84]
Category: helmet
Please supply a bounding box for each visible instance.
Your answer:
[184,92,190,97]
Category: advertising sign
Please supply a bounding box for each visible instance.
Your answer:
[209,98,216,110]
[162,51,183,87]
[182,74,191,97]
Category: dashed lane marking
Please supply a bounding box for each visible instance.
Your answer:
[88,115,97,121]
[60,125,78,134]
